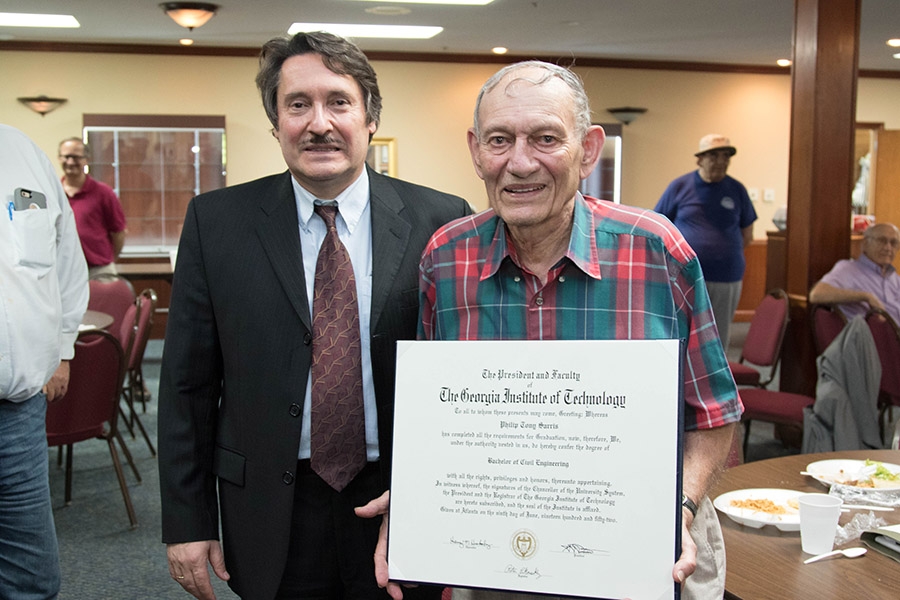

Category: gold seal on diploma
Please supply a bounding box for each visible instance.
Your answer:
[510,530,537,560]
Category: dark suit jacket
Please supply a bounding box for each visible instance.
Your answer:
[158,167,471,599]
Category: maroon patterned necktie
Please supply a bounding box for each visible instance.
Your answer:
[310,204,366,492]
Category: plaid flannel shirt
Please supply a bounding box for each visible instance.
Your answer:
[419,193,742,431]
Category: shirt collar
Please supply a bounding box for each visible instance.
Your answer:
[61,174,95,197]
[858,251,897,277]
[293,170,370,234]
[479,192,602,282]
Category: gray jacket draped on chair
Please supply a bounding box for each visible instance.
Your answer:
[802,316,883,452]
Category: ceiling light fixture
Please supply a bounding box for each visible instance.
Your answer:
[886,39,900,48]
[492,46,508,55]
[776,59,792,67]
[606,106,647,126]
[365,7,412,16]
[354,0,494,5]
[0,12,79,28]
[288,23,443,39]
[160,2,219,31]
[17,95,68,116]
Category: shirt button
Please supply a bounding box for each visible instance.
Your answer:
[535,296,544,306]
[282,471,295,485]
[289,403,301,417]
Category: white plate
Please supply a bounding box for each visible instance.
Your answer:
[806,459,900,491]
[713,488,802,531]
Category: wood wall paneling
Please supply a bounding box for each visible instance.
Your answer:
[735,240,768,322]
[874,130,900,272]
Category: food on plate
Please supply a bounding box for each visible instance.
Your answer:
[822,460,900,489]
[729,497,798,515]
[868,460,900,488]
[714,489,802,531]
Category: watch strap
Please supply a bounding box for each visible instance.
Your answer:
[682,493,698,518]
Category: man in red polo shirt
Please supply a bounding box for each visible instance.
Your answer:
[59,137,127,280]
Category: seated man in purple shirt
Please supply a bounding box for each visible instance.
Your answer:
[809,222,900,324]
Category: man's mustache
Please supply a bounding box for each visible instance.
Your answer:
[303,134,341,146]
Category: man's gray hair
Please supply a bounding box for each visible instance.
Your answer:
[863,222,900,241]
[472,61,592,140]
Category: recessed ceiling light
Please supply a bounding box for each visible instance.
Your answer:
[886,38,900,48]
[0,12,80,28]
[180,38,194,46]
[893,52,900,60]
[776,59,792,67]
[288,22,443,39]
[365,7,412,16]
[353,0,494,5]
[492,46,508,55]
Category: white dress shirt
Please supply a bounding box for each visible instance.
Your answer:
[0,125,89,401]
[290,171,379,460]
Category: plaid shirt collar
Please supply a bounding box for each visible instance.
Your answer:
[479,192,603,282]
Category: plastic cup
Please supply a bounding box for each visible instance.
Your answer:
[798,493,843,555]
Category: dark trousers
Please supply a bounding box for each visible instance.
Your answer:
[276,461,442,600]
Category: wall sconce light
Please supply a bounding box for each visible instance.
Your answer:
[160,2,219,31]
[17,95,68,116]
[606,106,648,125]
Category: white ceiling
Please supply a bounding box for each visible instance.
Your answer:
[1,0,898,72]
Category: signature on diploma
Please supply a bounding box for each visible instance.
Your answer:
[561,543,607,557]
[504,565,543,579]
[450,537,493,550]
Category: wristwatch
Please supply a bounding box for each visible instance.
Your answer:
[682,493,698,518]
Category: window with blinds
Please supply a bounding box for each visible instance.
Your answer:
[83,114,226,252]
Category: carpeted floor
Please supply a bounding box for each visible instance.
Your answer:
[50,340,239,599]
[49,323,799,598]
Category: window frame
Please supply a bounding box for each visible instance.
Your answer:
[82,114,226,254]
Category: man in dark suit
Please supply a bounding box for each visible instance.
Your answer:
[158,32,470,600]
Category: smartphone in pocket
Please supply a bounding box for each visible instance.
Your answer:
[13,188,48,210]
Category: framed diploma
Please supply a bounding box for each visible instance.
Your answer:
[388,339,684,600]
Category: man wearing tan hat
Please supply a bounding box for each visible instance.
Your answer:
[655,134,757,348]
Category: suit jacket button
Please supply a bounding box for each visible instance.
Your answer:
[303,333,312,345]
[282,471,294,485]
[289,403,301,417]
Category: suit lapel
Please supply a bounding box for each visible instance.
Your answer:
[369,169,411,332]
[256,172,312,332]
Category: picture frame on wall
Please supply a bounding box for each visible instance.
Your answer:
[367,137,397,177]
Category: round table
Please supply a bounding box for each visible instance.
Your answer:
[711,449,900,599]
[81,309,114,331]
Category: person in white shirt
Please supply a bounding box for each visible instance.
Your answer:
[0,124,89,598]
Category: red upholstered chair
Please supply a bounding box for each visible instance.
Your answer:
[733,289,814,457]
[45,329,139,528]
[88,277,135,347]
[740,387,815,457]
[729,289,789,388]
[811,303,848,356]
[120,289,157,456]
[864,308,900,435]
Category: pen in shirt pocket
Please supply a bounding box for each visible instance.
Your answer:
[7,201,13,221]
